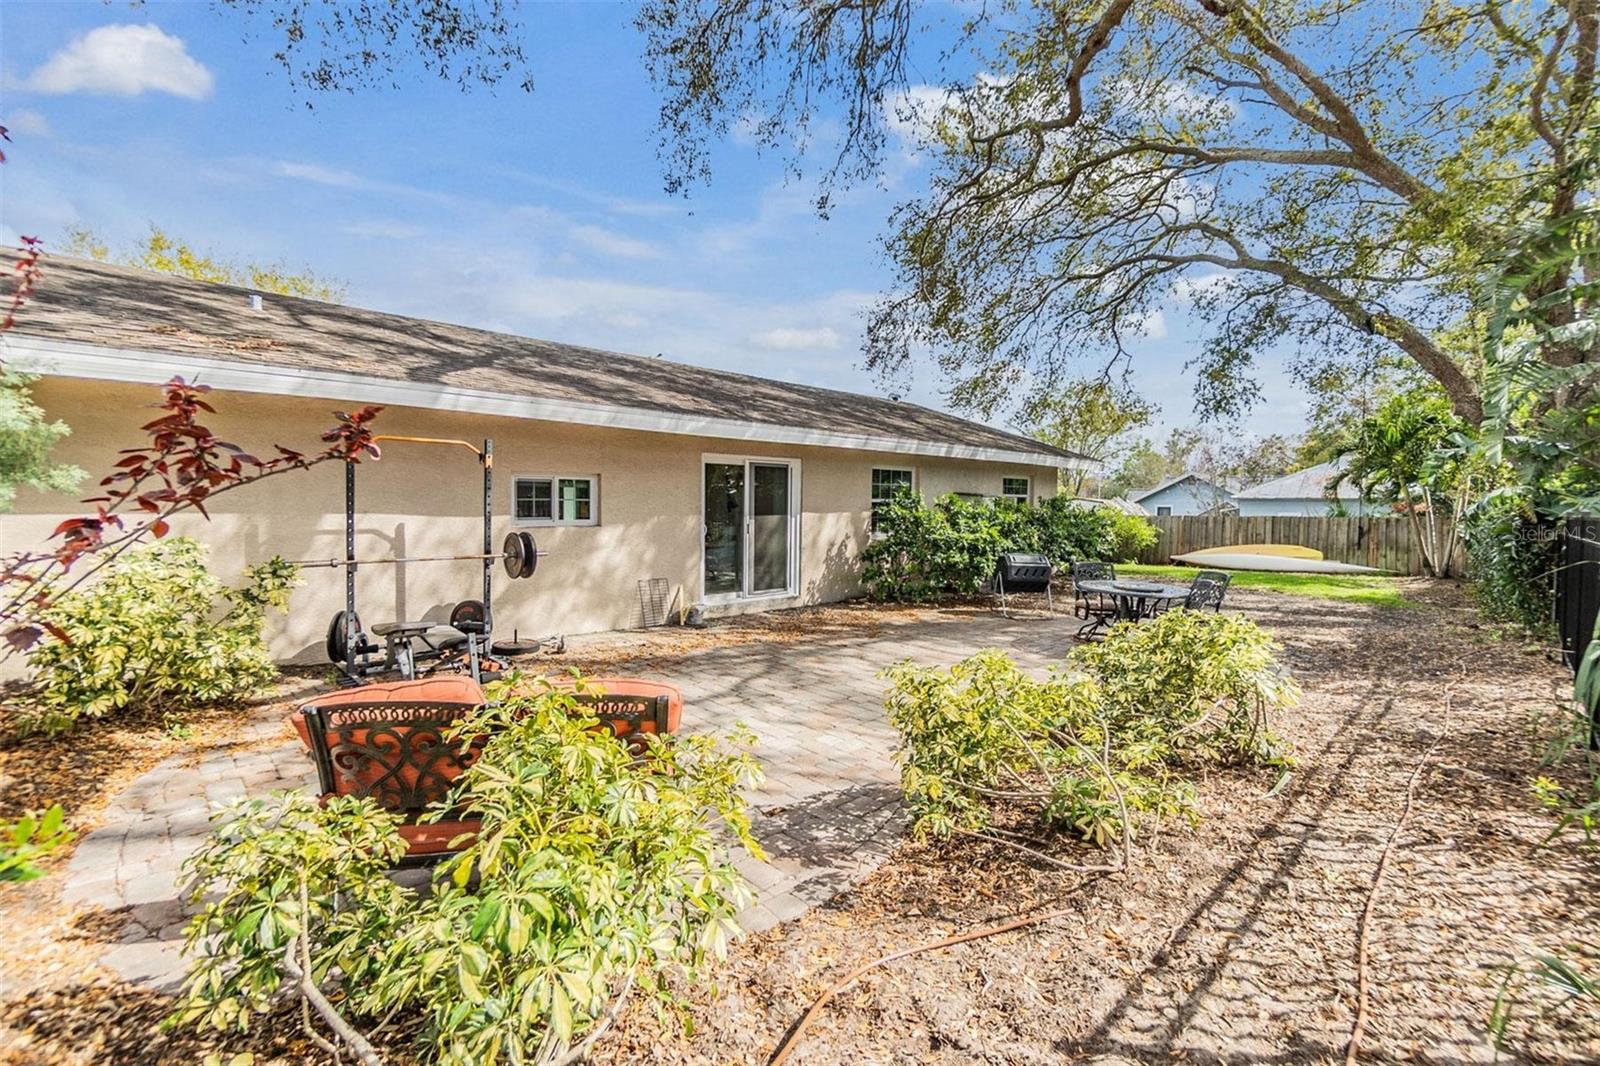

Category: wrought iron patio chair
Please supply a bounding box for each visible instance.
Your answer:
[1155,569,1233,616]
[1183,576,1229,613]
[1071,561,1116,639]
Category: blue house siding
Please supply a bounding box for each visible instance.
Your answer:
[1236,497,1336,517]
[1135,477,1234,516]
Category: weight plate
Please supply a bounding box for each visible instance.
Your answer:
[492,638,540,658]
[450,599,487,628]
[502,531,526,579]
[520,531,537,578]
[325,609,363,664]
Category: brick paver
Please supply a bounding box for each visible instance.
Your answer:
[63,608,1075,988]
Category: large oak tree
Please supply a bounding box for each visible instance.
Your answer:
[638,0,1600,424]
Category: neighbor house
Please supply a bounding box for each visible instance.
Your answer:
[0,255,1089,661]
[1128,473,1237,516]
[1232,458,1378,516]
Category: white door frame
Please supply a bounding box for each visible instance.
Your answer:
[700,452,802,604]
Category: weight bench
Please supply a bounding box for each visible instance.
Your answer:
[289,675,684,863]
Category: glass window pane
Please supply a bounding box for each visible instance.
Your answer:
[516,479,554,520]
[558,478,591,522]
[751,463,789,592]
[704,463,744,595]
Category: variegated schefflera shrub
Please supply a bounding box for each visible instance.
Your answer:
[172,677,765,1065]
[886,610,1299,852]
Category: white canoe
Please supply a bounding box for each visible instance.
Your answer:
[1172,550,1382,575]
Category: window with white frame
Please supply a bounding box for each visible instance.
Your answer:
[870,467,914,532]
[1001,476,1031,505]
[513,475,598,525]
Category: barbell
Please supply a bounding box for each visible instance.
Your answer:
[293,531,546,580]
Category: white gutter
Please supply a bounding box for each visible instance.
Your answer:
[4,333,1096,472]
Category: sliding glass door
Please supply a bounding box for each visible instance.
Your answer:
[703,458,797,600]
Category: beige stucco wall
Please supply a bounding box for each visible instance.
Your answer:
[1,378,1060,663]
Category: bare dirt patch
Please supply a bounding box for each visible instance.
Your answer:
[591,584,1599,1065]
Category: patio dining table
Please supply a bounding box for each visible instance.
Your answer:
[1074,578,1191,639]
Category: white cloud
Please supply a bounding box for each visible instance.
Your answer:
[568,224,664,260]
[1133,309,1168,340]
[276,161,366,189]
[27,24,213,100]
[342,219,424,240]
[1153,81,1238,123]
[752,326,842,351]
[884,83,959,148]
[6,109,51,137]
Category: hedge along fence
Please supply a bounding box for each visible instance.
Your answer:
[1136,515,1439,576]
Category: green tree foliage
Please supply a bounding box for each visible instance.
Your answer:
[1102,427,1296,500]
[24,538,298,734]
[0,369,82,511]
[861,489,1156,601]
[1016,377,1156,495]
[1334,387,1494,577]
[0,805,73,882]
[1479,141,1600,515]
[216,0,533,97]
[64,225,345,302]
[885,612,1296,854]
[639,1,1600,425]
[1102,437,1171,500]
[174,678,763,1064]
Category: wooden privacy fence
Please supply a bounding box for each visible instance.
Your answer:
[1136,515,1427,575]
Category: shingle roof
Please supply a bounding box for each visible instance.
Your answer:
[1127,472,1234,501]
[5,254,1087,467]
[1233,459,1356,500]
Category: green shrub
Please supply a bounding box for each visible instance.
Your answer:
[1463,499,1557,634]
[861,489,1155,602]
[170,793,413,1035]
[0,804,74,881]
[25,538,298,734]
[1106,508,1159,561]
[1073,608,1298,768]
[173,676,764,1064]
[885,611,1296,853]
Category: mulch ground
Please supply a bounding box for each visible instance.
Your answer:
[3,584,1598,1064]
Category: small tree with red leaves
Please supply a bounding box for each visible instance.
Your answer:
[0,126,384,675]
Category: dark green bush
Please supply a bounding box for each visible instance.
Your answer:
[861,488,1154,602]
[1463,499,1556,634]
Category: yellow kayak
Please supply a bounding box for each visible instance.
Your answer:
[1183,543,1323,561]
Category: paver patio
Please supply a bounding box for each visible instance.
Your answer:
[60,607,1075,989]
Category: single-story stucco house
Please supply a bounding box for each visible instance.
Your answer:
[1128,473,1238,517]
[0,256,1090,662]
[1232,458,1380,516]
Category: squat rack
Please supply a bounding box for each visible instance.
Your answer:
[339,435,493,682]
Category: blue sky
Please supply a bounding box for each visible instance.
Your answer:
[0,2,1303,442]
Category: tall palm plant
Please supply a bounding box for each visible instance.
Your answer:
[1334,389,1480,578]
